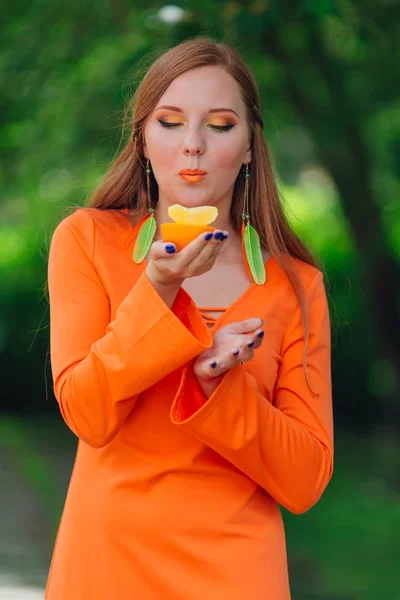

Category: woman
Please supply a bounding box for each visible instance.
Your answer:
[46,37,333,599]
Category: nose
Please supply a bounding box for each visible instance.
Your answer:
[182,127,205,156]
[184,147,203,155]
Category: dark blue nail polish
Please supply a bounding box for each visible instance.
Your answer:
[214,231,223,240]
[233,349,240,356]
[165,244,176,253]
[257,331,264,338]
[248,341,255,348]
[210,361,217,369]
[205,232,213,240]
[220,234,228,241]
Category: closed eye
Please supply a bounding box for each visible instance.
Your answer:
[158,119,235,132]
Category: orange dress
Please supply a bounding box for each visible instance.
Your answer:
[45,207,333,600]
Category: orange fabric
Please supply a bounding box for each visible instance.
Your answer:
[45,207,333,600]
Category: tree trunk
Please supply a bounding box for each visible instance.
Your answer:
[261,15,400,425]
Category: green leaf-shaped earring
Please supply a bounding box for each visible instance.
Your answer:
[132,159,157,264]
[241,163,266,285]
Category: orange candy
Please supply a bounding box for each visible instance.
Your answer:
[160,205,218,251]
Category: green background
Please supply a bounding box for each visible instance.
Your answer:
[1,1,399,598]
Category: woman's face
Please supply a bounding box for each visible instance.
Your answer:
[143,65,252,211]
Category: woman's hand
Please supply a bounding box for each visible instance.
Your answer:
[146,229,229,286]
[145,229,228,308]
[193,318,264,397]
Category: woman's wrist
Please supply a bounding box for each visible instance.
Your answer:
[145,265,184,309]
[195,373,224,399]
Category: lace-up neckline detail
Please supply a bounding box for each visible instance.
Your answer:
[198,307,227,328]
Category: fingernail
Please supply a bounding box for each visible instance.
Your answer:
[232,349,240,356]
[165,244,176,253]
[220,234,228,241]
[204,232,213,240]
[214,231,223,240]
[210,361,217,369]
[247,341,255,348]
[257,331,264,338]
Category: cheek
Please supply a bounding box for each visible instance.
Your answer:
[211,130,249,173]
[144,126,176,178]
[212,144,246,175]
[145,126,176,156]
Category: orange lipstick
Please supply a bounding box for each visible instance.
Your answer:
[178,168,208,183]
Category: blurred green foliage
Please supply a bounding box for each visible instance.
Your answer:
[0,2,399,596]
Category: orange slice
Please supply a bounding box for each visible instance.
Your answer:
[161,204,218,251]
[168,204,218,225]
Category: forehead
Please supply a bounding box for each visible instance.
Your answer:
[157,65,245,113]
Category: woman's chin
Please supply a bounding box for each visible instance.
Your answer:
[169,196,216,209]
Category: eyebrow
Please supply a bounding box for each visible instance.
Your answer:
[155,105,240,118]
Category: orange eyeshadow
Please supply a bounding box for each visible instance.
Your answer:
[156,112,235,126]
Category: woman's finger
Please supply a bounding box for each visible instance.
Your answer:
[229,330,263,355]
[234,342,255,365]
[194,327,265,380]
[174,229,226,266]
[187,230,228,272]
[207,330,265,375]
[149,240,177,261]
[247,328,265,349]
[227,318,264,336]
[150,229,218,265]
[205,343,255,378]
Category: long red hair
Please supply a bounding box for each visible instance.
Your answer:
[67,37,327,391]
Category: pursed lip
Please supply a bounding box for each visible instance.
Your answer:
[178,169,208,175]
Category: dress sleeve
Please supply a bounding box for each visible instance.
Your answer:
[170,270,333,514]
[48,215,212,448]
